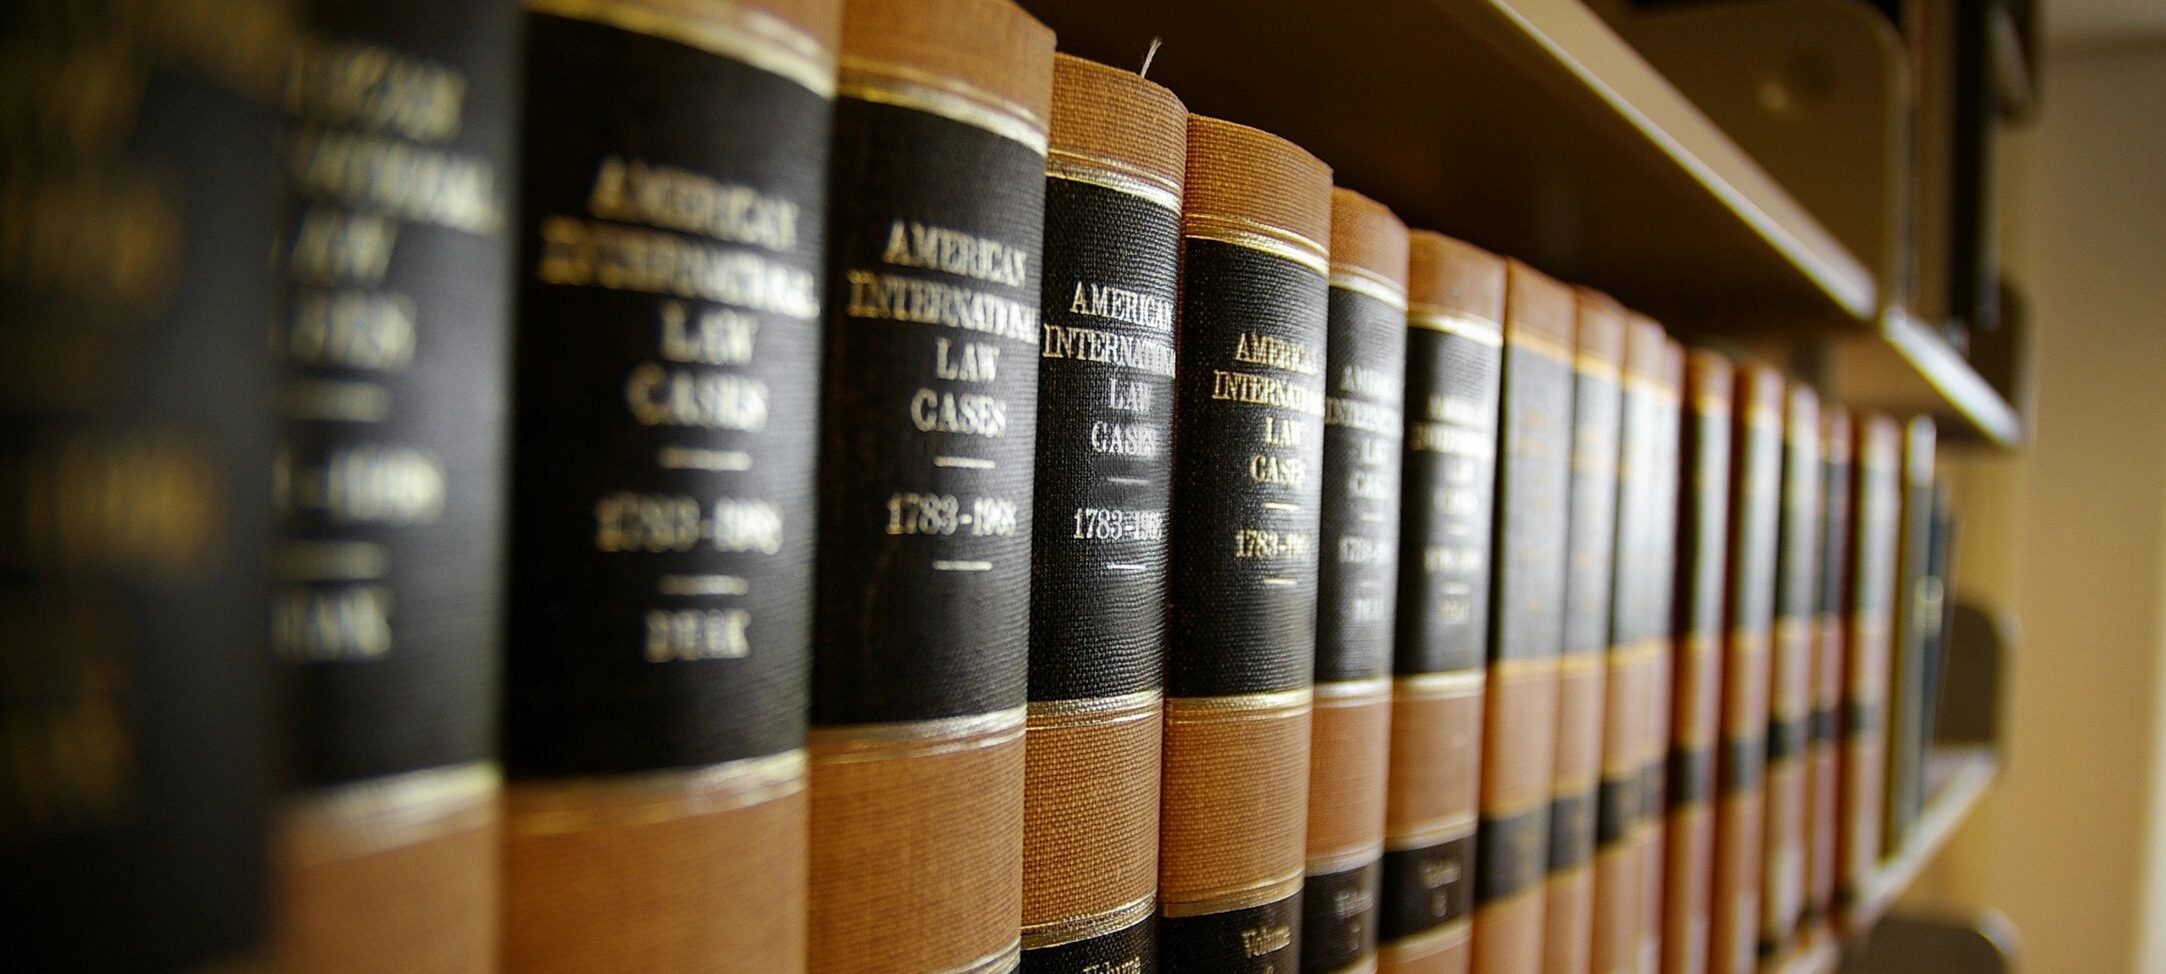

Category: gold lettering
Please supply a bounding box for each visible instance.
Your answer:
[908,388,1007,438]
[624,363,770,430]
[1231,331,1319,375]
[587,155,798,251]
[881,219,1029,287]
[933,337,1000,383]
[659,301,758,366]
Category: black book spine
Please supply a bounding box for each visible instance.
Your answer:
[0,1,290,966]
[503,0,837,965]
[1382,297,1504,967]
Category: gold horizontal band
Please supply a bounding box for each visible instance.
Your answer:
[1548,861,1591,882]
[1552,776,1599,797]
[1159,868,1303,918]
[1746,404,1784,430]
[1047,150,1180,211]
[1330,265,1410,311]
[505,750,805,836]
[1315,676,1393,704]
[1381,916,1471,957]
[1020,891,1155,950]
[1696,394,1731,418]
[1491,656,1562,679]
[810,706,1026,763]
[1508,327,1574,363]
[526,0,835,98]
[1485,792,1552,819]
[1407,306,1504,346]
[1574,353,1621,381]
[1184,212,1330,278]
[1323,958,1378,974]
[287,761,499,862]
[839,55,1047,154]
[1385,812,1476,851]
[1395,669,1486,698]
[937,938,1022,974]
[1557,652,1607,674]
[1027,689,1162,721]
[1163,688,1313,723]
[1307,842,1385,876]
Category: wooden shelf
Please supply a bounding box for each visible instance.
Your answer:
[1759,745,2001,974]
[1019,0,2022,445]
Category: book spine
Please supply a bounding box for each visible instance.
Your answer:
[1158,115,1332,974]
[1838,416,1902,906]
[1803,407,1853,929]
[1471,262,1577,974]
[1638,340,1688,974]
[1708,367,1783,974]
[1884,418,1939,848]
[1021,54,1184,974]
[0,2,290,966]
[1379,232,1507,974]
[1543,294,1625,974]
[1590,318,1667,974]
[806,2,1052,971]
[1302,188,1410,974]
[501,0,840,968]
[1659,351,1733,974]
[1757,388,1820,958]
[273,2,515,969]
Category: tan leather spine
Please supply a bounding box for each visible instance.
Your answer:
[1308,680,1394,865]
[1384,678,1484,861]
[280,767,499,973]
[1502,260,1575,351]
[504,755,809,973]
[1641,339,1687,974]
[810,719,1028,974]
[1183,115,1332,272]
[1330,186,1414,297]
[1761,386,1821,952]
[836,0,1052,140]
[1838,416,1901,903]
[1804,407,1852,924]
[1159,692,1315,910]
[1020,53,1182,956]
[1384,920,1475,974]
[1407,232,1507,327]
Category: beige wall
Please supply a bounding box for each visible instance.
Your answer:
[1923,41,2166,974]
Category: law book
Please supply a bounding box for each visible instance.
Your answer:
[1380,232,1507,974]
[1590,316,1669,974]
[1884,418,1939,849]
[272,3,515,969]
[1300,188,1411,974]
[1757,386,1820,959]
[1542,291,1626,974]
[805,1,1052,971]
[500,0,840,969]
[1707,366,1783,974]
[1638,339,1688,974]
[1659,350,1734,974]
[1021,53,1183,973]
[1915,479,1957,791]
[1,3,287,966]
[1470,261,1577,974]
[1158,114,1331,973]
[1837,415,1902,906]
[1802,406,1853,930]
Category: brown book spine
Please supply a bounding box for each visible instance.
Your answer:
[275,2,516,970]
[1470,262,1577,974]
[1758,387,1821,957]
[501,0,843,970]
[805,2,1053,972]
[1659,350,1733,974]
[1803,407,1853,928]
[1884,418,1939,848]
[1021,54,1184,973]
[1589,318,1668,974]
[1158,115,1332,973]
[1837,416,1902,908]
[1707,367,1783,974]
[1639,340,1687,974]
[1302,188,1411,974]
[1380,233,1507,974]
[1542,293,1626,974]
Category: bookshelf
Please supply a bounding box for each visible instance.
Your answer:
[1019,0,2023,445]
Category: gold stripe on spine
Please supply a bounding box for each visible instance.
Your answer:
[1163,687,1315,720]
[1395,670,1487,698]
[1021,892,1156,950]
[839,57,1047,154]
[931,939,1022,974]
[1159,869,1305,918]
[1309,841,1387,875]
[1408,306,1505,345]
[1506,326,1574,364]
[1046,152,1180,210]
[1183,213,1330,278]
[810,705,1026,758]
[1383,916,1473,956]
[1332,267,1411,311]
[1328,958,1381,974]
[1316,675,1394,703]
[286,762,499,864]
[1027,688,1162,721]
[505,750,806,835]
[1386,812,1477,851]
[525,0,837,97]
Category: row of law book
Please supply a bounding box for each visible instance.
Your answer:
[0,0,1959,971]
